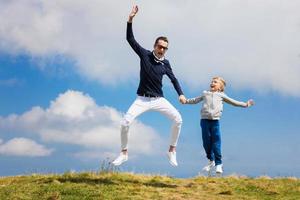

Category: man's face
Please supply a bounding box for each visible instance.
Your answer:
[153,40,168,59]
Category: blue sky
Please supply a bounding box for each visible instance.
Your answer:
[0,0,299,178]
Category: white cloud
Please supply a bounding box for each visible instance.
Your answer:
[0,0,135,84]
[0,0,299,96]
[0,138,53,157]
[0,90,163,156]
[170,1,300,96]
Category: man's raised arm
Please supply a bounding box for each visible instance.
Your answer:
[128,5,138,23]
[126,5,147,57]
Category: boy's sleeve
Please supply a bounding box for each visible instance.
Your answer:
[186,96,203,104]
[222,93,247,107]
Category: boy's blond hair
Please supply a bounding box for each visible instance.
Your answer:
[213,76,226,92]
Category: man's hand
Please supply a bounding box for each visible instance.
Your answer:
[246,99,254,107]
[128,5,138,23]
[179,95,187,104]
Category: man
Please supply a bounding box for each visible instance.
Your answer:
[112,5,186,167]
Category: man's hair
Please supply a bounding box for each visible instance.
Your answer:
[213,76,226,92]
[155,36,169,45]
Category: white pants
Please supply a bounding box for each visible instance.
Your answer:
[120,96,182,150]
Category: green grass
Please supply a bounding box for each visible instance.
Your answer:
[0,172,299,200]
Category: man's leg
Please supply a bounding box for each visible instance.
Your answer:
[152,97,182,166]
[121,97,150,150]
[113,96,150,166]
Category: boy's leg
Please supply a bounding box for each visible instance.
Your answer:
[211,120,222,166]
[200,119,213,161]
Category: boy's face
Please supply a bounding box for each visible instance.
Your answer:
[210,79,222,92]
[153,40,168,59]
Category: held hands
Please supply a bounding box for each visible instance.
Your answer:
[179,95,187,104]
[128,5,138,22]
[246,99,255,107]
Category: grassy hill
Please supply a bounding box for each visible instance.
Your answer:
[0,172,299,200]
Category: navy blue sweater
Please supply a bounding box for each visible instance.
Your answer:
[126,22,184,97]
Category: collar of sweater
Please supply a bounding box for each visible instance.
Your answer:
[152,51,165,62]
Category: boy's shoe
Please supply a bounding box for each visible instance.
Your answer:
[112,152,128,166]
[216,164,223,174]
[202,160,215,172]
[167,151,178,167]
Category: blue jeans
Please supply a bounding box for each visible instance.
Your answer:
[200,119,222,165]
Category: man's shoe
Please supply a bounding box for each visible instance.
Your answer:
[167,151,178,167]
[112,153,128,166]
[216,164,223,174]
[202,160,215,172]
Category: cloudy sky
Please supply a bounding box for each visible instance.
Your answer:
[0,0,299,177]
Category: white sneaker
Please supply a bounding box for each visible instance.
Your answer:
[202,160,215,172]
[112,152,128,166]
[216,164,223,174]
[167,151,178,167]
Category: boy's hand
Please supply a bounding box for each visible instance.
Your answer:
[128,5,138,22]
[247,99,254,107]
[179,95,187,104]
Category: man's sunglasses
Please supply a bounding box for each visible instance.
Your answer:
[156,44,168,50]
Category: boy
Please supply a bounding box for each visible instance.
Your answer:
[184,77,254,174]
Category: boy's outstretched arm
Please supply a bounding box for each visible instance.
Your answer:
[223,94,254,108]
[246,99,255,107]
[185,96,203,104]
